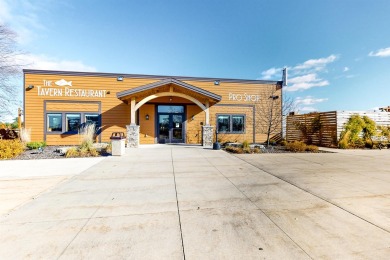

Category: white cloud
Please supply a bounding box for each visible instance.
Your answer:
[285,73,329,92]
[343,67,349,72]
[16,53,96,72]
[295,96,328,105]
[260,54,337,91]
[299,106,319,112]
[0,0,46,44]
[292,55,338,72]
[369,47,390,57]
[260,67,282,80]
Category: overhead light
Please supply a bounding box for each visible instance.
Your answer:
[117,76,124,81]
[214,80,220,85]
[26,85,34,90]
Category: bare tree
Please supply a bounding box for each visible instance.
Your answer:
[253,86,295,146]
[0,24,22,118]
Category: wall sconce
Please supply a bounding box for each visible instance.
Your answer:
[106,91,111,94]
[145,114,150,120]
[169,97,172,102]
[117,76,124,81]
[26,85,34,90]
[191,115,195,121]
[214,80,220,85]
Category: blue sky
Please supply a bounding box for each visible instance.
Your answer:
[1,0,390,121]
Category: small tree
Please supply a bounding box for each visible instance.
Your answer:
[0,24,23,118]
[253,86,295,146]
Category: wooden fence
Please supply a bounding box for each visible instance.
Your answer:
[287,110,390,147]
[286,111,337,147]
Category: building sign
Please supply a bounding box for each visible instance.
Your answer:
[36,79,107,98]
[228,92,260,102]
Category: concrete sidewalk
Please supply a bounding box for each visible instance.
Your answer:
[0,146,389,259]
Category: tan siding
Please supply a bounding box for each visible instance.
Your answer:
[25,72,282,145]
[139,104,155,144]
[186,105,203,144]
[46,102,99,112]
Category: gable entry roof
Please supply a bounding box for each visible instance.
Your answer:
[116,78,222,102]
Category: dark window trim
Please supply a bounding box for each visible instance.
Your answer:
[45,112,101,135]
[46,113,63,133]
[216,114,246,134]
[65,113,82,134]
[43,100,102,142]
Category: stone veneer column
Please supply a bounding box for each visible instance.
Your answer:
[126,124,140,148]
[202,125,213,149]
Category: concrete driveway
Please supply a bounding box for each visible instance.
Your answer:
[0,146,389,259]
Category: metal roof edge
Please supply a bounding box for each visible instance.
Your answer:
[23,69,281,85]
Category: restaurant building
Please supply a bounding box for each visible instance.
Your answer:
[23,69,283,147]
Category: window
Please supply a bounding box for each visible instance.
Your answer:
[85,114,99,126]
[217,114,245,133]
[46,112,100,134]
[47,113,62,132]
[66,114,81,132]
[217,115,230,132]
[232,115,245,132]
[157,105,184,113]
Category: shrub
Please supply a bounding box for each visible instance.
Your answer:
[365,139,373,149]
[88,148,99,157]
[225,146,243,154]
[242,147,251,153]
[105,143,112,153]
[0,140,25,159]
[338,139,348,149]
[253,147,261,153]
[65,147,79,158]
[242,140,250,149]
[286,141,307,152]
[280,140,287,146]
[79,124,96,150]
[26,141,46,150]
[306,145,319,152]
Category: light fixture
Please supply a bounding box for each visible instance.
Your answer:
[169,97,172,102]
[117,76,124,81]
[27,85,34,90]
[106,91,111,94]
[145,114,149,120]
[191,115,195,121]
[214,80,220,85]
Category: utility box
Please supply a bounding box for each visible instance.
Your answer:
[110,132,126,156]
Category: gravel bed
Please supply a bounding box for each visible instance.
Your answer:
[12,145,110,160]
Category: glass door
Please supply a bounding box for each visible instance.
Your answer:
[157,108,185,143]
[172,114,183,143]
[158,114,170,143]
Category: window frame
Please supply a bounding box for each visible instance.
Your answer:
[65,113,81,133]
[46,113,63,133]
[45,112,100,135]
[216,114,246,134]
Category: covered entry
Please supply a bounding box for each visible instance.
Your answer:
[157,105,185,143]
[116,78,221,147]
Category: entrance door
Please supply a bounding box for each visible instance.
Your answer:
[157,105,185,143]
